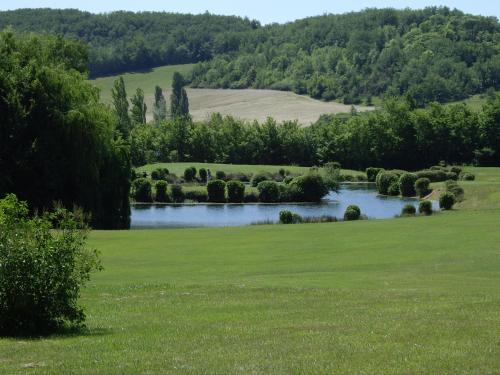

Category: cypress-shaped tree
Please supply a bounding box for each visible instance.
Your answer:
[153,85,167,122]
[111,76,131,137]
[170,72,189,119]
[131,88,147,124]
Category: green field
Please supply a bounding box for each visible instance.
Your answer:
[1,167,499,373]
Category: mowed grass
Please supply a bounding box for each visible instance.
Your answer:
[1,209,500,373]
[91,64,373,125]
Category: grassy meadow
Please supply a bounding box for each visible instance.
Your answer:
[1,167,499,373]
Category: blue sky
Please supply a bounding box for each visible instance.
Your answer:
[1,1,499,24]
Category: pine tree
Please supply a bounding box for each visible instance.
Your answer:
[131,88,147,124]
[170,72,189,119]
[111,77,131,137]
[153,85,167,122]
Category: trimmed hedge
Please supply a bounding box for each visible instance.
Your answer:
[207,180,226,203]
[366,167,383,182]
[401,204,416,216]
[439,192,456,210]
[257,181,280,203]
[415,177,431,197]
[170,184,185,203]
[344,205,361,221]
[183,166,197,182]
[132,178,153,202]
[376,171,398,195]
[289,174,329,202]
[155,180,169,202]
[226,180,245,203]
[398,173,417,197]
[419,200,433,215]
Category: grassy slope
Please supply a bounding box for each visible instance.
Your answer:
[1,167,499,373]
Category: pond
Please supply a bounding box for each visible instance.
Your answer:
[131,184,438,228]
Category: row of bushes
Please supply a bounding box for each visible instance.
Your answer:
[279,204,363,225]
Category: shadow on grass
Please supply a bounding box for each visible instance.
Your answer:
[1,325,112,341]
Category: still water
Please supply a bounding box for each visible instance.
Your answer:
[131,184,437,228]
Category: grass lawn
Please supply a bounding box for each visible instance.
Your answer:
[1,167,499,373]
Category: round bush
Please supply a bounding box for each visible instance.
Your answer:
[450,166,462,176]
[366,167,383,182]
[151,168,169,181]
[132,178,153,202]
[226,180,245,203]
[278,168,286,177]
[257,181,280,203]
[251,172,272,187]
[398,173,417,197]
[207,180,226,203]
[289,174,329,202]
[199,168,207,183]
[439,192,456,210]
[445,172,458,181]
[215,171,226,180]
[344,207,361,221]
[376,171,398,195]
[415,177,431,197]
[155,180,169,202]
[419,200,433,215]
[184,190,208,202]
[183,166,197,182]
[388,182,400,196]
[243,192,259,203]
[461,173,475,181]
[401,204,416,216]
[279,210,294,224]
[170,184,185,203]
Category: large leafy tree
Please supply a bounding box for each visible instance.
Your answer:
[0,31,131,229]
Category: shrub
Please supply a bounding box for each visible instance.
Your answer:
[279,210,302,224]
[243,192,259,203]
[0,194,101,335]
[444,180,464,201]
[376,171,398,195]
[170,184,185,203]
[226,172,251,182]
[445,172,458,181]
[131,169,138,181]
[401,204,416,216]
[450,166,462,176]
[415,177,431,197]
[199,168,207,183]
[226,180,245,203]
[132,178,153,202]
[215,171,226,180]
[344,206,361,221]
[257,181,280,203]
[278,168,286,177]
[207,180,226,203]
[388,182,400,196]
[151,168,169,181]
[460,173,475,181]
[183,166,197,182]
[283,176,294,184]
[184,190,208,202]
[151,170,160,180]
[414,169,448,183]
[419,200,433,215]
[340,174,355,182]
[251,172,272,187]
[439,192,456,210]
[398,173,418,197]
[366,167,383,182]
[155,180,169,202]
[289,174,329,202]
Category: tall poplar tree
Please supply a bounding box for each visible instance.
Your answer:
[111,76,131,137]
[170,72,189,119]
[153,85,167,122]
[131,88,147,124]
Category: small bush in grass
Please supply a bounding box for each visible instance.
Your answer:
[419,200,433,215]
[132,178,153,202]
[450,166,462,176]
[151,168,169,181]
[398,173,418,197]
[227,180,245,203]
[401,204,416,216]
[199,168,207,183]
[155,180,169,202]
[207,180,226,203]
[415,178,431,197]
[446,172,458,181]
[0,194,101,335]
[439,192,456,210]
[170,184,185,203]
[461,173,475,181]
[279,210,302,224]
[257,181,280,203]
[184,190,208,202]
[243,192,259,203]
[183,167,197,182]
[251,172,272,187]
[215,171,226,180]
[366,167,383,182]
[344,205,361,221]
[376,171,398,195]
[388,182,400,196]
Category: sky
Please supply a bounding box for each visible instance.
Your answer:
[0,1,499,24]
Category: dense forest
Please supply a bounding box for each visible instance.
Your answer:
[0,9,258,76]
[1,8,499,104]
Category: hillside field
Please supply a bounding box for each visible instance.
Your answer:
[91,65,373,125]
[1,167,499,373]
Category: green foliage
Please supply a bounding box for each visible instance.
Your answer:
[170,184,185,203]
[111,76,131,138]
[154,180,169,202]
[251,172,273,187]
[366,167,383,182]
[0,194,101,335]
[289,174,329,202]
[132,178,153,202]
[461,173,476,181]
[0,31,131,229]
[199,168,208,183]
[439,192,456,210]
[344,205,361,221]
[415,178,431,197]
[171,72,190,119]
[183,167,197,182]
[388,182,400,196]
[418,200,433,215]
[226,180,245,203]
[257,181,280,203]
[215,171,227,180]
[279,210,302,224]
[207,180,226,203]
[376,171,398,195]
[184,190,208,203]
[151,168,169,181]
[398,173,418,197]
[445,180,465,201]
[401,204,416,216]
[322,164,341,192]
[130,88,147,125]
[153,85,167,123]
[450,166,462,176]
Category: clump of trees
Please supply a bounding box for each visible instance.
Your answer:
[0,31,131,229]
